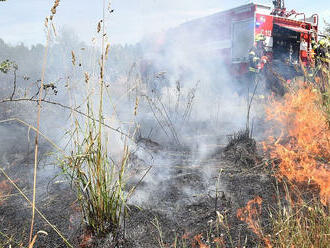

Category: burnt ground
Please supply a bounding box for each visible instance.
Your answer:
[0,123,277,248]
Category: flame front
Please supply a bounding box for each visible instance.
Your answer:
[265,85,330,205]
[237,196,272,247]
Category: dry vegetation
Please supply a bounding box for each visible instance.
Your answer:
[0,1,329,247]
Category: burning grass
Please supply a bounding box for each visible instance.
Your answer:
[1,1,329,246]
[265,82,330,204]
[264,76,330,247]
[237,70,330,248]
[237,196,271,248]
[224,129,258,168]
[58,3,132,237]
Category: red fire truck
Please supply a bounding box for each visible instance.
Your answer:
[143,1,319,89]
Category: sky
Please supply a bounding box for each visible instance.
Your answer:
[0,0,329,47]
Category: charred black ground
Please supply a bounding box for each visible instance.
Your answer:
[0,123,277,248]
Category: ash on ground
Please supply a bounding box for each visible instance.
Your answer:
[0,124,276,248]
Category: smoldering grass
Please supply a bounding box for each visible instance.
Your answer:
[27,2,62,244]
[153,210,238,248]
[0,118,64,153]
[29,231,48,248]
[0,167,73,247]
[57,0,132,236]
[151,217,166,248]
[0,118,70,246]
[1,0,134,240]
[59,115,130,235]
[141,80,197,146]
[29,13,52,246]
[0,230,23,247]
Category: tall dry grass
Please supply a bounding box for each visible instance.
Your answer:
[58,0,133,236]
[1,0,132,246]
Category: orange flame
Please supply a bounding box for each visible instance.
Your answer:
[237,196,263,237]
[237,196,272,248]
[213,237,226,247]
[79,231,93,248]
[192,234,210,248]
[0,179,13,205]
[182,232,190,240]
[265,85,330,205]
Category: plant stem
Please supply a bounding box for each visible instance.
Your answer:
[29,19,51,245]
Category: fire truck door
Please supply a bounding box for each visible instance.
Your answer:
[272,24,300,63]
[231,19,255,63]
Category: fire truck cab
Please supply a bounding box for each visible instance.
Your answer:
[172,2,318,73]
[183,3,318,72]
[141,1,319,93]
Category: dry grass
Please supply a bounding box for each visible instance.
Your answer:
[267,183,330,248]
[59,112,130,234]
[58,0,132,236]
